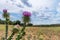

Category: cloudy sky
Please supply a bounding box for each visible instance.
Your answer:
[0,0,60,25]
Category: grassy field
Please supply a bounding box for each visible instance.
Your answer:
[0,24,60,40]
[0,24,13,31]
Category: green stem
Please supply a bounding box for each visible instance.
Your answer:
[5,18,8,40]
[16,32,22,40]
[16,22,26,40]
[7,32,15,40]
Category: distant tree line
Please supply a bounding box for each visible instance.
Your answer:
[1,19,60,27]
[0,19,33,26]
[33,24,60,27]
[0,19,6,24]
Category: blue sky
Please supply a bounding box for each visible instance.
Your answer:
[0,0,60,25]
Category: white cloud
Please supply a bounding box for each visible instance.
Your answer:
[0,0,60,25]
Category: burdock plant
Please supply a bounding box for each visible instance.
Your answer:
[3,9,9,40]
[16,11,31,40]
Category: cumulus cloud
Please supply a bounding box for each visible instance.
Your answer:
[0,0,60,25]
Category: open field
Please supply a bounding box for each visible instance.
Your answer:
[0,24,60,40]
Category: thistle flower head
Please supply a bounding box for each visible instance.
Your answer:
[23,11,31,17]
[3,9,7,13]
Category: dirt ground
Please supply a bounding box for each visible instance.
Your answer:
[0,27,60,40]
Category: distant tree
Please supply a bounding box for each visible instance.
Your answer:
[13,20,21,25]
[20,23,24,26]
[0,19,2,24]
[27,23,33,26]
[0,19,6,24]
[8,20,13,25]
